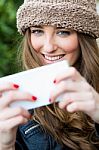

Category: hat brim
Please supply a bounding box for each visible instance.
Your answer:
[17,2,99,38]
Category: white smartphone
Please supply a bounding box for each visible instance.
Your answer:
[0,60,69,109]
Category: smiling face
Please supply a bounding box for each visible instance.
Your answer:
[30,25,80,65]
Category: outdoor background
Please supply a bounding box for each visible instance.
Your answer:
[0,0,24,77]
[0,0,99,77]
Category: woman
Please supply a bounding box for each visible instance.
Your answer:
[0,0,99,149]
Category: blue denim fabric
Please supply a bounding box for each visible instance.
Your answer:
[15,119,99,150]
[15,120,67,150]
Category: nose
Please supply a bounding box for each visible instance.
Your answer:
[43,37,57,53]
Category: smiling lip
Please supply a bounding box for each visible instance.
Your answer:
[42,54,65,61]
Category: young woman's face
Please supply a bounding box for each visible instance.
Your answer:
[30,26,80,65]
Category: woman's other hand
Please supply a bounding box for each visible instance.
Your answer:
[50,67,99,123]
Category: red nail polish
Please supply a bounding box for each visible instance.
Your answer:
[32,96,37,101]
[13,84,19,89]
[53,79,56,84]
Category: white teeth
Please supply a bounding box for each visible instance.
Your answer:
[44,55,64,61]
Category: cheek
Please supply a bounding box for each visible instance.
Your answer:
[60,35,80,65]
[61,37,79,52]
[31,35,42,52]
[66,50,80,65]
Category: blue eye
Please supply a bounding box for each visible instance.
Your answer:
[31,29,43,36]
[57,30,71,37]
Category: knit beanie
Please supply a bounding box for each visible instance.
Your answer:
[16,0,99,38]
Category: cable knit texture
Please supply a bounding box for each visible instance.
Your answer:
[16,0,99,38]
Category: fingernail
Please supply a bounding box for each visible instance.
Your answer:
[13,84,19,89]
[32,96,37,101]
[53,79,56,84]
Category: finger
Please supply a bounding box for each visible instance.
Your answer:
[0,107,31,120]
[54,67,84,83]
[66,100,95,113]
[0,116,28,131]
[0,82,19,92]
[0,91,37,109]
[50,80,91,102]
[58,92,94,109]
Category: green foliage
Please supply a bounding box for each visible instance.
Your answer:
[0,0,23,77]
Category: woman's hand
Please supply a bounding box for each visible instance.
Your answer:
[50,67,99,123]
[0,82,35,149]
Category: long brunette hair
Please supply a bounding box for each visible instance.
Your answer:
[18,29,99,150]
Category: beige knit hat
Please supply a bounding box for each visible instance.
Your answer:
[16,0,99,38]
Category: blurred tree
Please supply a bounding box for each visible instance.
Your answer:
[0,0,23,77]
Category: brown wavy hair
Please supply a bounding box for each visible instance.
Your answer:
[18,29,99,150]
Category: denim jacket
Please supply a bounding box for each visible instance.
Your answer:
[15,118,99,150]
[15,119,68,150]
